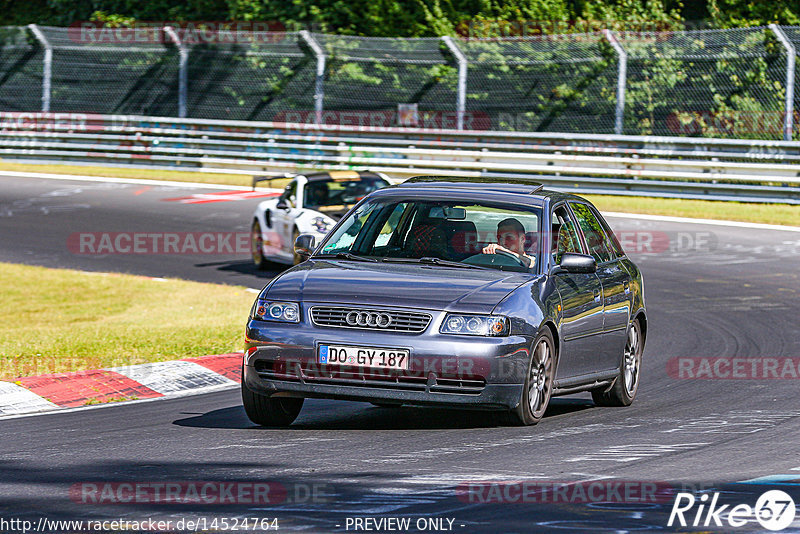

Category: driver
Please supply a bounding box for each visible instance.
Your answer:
[482,218,535,268]
[307,184,329,207]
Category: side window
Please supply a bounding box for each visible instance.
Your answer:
[590,205,626,257]
[374,202,409,247]
[280,181,298,208]
[569,202,615,264]
[551,205,583,264]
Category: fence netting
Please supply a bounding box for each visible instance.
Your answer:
[0,25,798,139]
[313,34,457,128]
[459,33,617,133]
[620,27,788,138]
[0,26,44,112]
[184,31,316,121]
[40,26,180,116]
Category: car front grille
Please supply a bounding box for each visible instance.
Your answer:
[310,306,432,333]
[254,361,485,395]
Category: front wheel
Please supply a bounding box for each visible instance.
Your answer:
[506,328,555,425]
[242,379,304,426]
[251,220,268,270]
[592,318,643,407]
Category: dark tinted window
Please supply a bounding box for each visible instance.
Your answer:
[551,205,583,264]
[589,205,626,257]
[303,178,387,210]
[570,202,615,263]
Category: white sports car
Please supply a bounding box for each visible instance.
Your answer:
[250,171,391,267]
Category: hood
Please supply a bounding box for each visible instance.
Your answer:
[263,260,532,313]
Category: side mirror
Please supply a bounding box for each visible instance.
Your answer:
[276,199,289,210]
[553,253,596,274]
[294,234,316,260]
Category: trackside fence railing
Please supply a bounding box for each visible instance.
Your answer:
[1,25,800,140]
[1,113,798,204]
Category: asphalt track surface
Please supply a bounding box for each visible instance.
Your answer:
[1,174,800,533]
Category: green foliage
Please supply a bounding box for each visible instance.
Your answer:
[5,0,798,35]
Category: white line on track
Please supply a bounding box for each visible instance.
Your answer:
[0,383,238,421]
[0,170,279,192]
[604,211,800,232]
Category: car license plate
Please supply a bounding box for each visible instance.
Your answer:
[318,344,409,370]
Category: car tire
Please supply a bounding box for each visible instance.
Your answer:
[592,318,643,407]
[506,328,556,426]
[241,377,304,427]
[291,227,302,265]
[251,220,268,270]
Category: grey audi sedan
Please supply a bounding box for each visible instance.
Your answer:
[243,176,647,426]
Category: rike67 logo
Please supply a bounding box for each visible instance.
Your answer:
[669,490,796,531]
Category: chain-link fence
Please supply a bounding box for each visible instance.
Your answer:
[1,24,798,139]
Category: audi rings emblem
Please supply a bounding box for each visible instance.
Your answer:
[346,311,392,328]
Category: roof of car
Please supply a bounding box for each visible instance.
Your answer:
[396,175,584,203]
[304,171,385,182]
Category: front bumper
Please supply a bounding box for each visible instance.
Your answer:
[244,307,532,410]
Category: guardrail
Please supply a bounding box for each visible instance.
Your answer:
[1,113,798,204]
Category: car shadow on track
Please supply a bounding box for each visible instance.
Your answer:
[193,259,286,279]
[172,398,595,431]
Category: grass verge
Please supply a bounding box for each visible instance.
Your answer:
[1,160,797,226]
[0,262,255,380]
[0,160,257,187]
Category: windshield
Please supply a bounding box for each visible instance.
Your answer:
[303,178,387,211]
[315,197,541,273]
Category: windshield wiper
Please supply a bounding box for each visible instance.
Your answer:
[315,252,378,262]
[381,256,484,270]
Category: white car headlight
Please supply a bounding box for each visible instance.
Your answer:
[440,314,509,336]
[254,300,300,323]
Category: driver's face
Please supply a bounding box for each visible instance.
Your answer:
[497,226,526,254]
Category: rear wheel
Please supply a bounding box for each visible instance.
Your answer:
[242,377,304,426]
[251,220,268,270]
[506,328,555,425]
[592,318,642,407]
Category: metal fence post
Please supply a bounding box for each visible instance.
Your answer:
[603,29,627,135]
[300,31,325,125]
[769,24,796,141]
[164,26,188,118]
[441,36,467,130]
[27,24,52,113]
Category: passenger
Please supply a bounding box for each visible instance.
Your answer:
[482,217,535,268]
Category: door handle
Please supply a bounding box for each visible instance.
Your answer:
[593,290,601,303]
[623,281,630,295]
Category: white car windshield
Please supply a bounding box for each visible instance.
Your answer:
[303,178,387,210]
[315,198,542,272]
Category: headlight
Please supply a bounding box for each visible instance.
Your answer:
[440,314,509,336]
[311,216,332,233]
[253,300,300,323]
